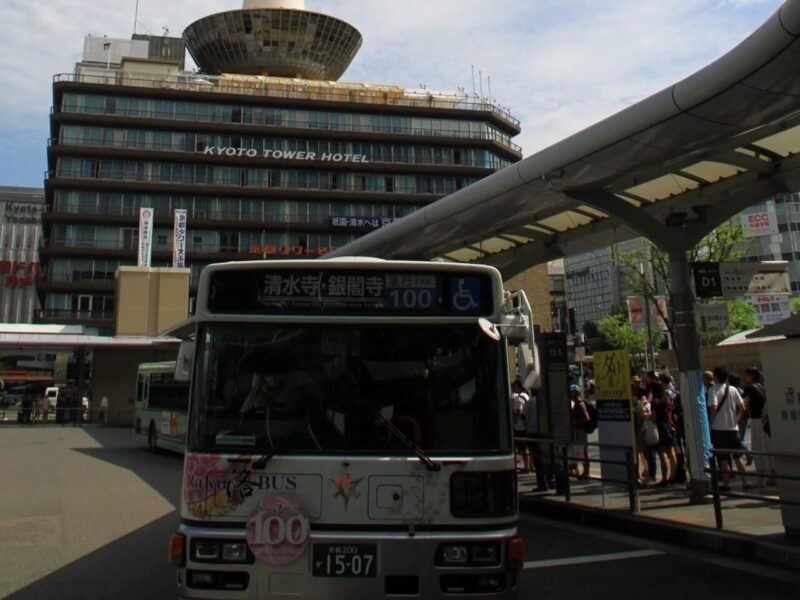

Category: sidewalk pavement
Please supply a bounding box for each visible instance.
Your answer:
[519,472,800,571]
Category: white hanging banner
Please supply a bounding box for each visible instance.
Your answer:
[173,209,187,268]
[138,208,154,268]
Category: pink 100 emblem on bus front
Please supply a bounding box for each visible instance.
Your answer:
[246,496,310,566]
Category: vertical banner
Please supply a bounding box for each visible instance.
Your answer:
[138,208,154,268]
[173,209,187,268]
[593,350,635,484]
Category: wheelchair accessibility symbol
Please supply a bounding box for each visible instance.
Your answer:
[451,278,480,313]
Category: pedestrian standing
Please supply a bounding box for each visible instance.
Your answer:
[99,395,109,424]
[632,377,651,484]
[708,367,751,491]
[39,393,49,423]
[511,381,530,471]
[524,391,548,490]
[569,384,591,478]
[742,368,776,487]
[651,382,678,486]
[729,373,753,465]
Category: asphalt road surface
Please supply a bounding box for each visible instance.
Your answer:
[1,427,797,599]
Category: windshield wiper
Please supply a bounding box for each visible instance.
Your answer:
[372,409,441,472]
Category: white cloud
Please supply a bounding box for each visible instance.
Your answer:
[0,0,784,184]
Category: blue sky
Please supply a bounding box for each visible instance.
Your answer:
[0,0,785,187]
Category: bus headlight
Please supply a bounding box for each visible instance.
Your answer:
[194,541,220,561]
[450,471,516,518]
[191,540,252,564]
[441,545,469,565]
[437,543,502,567]
[222,542,248,563]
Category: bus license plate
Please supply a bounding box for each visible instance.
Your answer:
[312,544,377,578]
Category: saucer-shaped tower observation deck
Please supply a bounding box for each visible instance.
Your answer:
[184,0,363,81]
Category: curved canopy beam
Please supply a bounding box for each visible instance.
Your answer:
[328,0,800,277]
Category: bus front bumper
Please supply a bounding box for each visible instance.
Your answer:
[176,524,520,600]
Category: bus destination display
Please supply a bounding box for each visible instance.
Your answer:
[207,269,494,316]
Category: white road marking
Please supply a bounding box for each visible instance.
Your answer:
[520,515,800,584]
[523,549,664,570]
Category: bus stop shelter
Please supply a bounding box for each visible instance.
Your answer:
[329,0,800,499]
[0,324,180,425]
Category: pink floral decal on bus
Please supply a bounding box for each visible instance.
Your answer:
[246,496,310,566]
[183,453,253,519]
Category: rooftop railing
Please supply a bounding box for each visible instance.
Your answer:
[48,168,456,195]
[53,104,523,155]
[53,71,521,130]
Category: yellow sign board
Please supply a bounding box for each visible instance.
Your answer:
[594,350,632,400]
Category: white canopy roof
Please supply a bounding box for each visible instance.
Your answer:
[329,0,800,278]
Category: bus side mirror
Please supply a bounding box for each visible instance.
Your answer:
[517,342,541,390]
[175,341,195,383]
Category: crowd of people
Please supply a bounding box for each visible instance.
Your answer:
[513,363,778,493]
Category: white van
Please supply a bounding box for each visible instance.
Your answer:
[45,387,59,409]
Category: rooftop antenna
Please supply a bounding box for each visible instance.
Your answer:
[478,70,484,102]
[488,75,492,104]
[133,0,139,36]
[471,65,476,97]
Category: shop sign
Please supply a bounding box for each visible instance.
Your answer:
[746,293,792,325]
[173,209,187,269]
[330,216,396,230]
[3,203,44,225]
[0,261,40,288]
[201,146,369,163]
[741,207,779,238]
[248,245,335,257]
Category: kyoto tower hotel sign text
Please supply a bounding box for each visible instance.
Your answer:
[201,146,370,163]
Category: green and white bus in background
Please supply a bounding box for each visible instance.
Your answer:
[134,361,190,453]
[169,259,539,599]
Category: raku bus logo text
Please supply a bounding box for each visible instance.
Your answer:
[183,454,299,518]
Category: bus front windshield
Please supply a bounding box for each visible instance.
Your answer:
[190,324,510,455]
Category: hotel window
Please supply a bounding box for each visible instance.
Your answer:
[220,232,240,253]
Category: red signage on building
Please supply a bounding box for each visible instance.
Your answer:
[0,261,41,288]
[248,246,335,257]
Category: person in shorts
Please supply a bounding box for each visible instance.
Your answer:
[707,367,750,490]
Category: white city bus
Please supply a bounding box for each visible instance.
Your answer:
[169,260,538,599]
[134,361,190,453]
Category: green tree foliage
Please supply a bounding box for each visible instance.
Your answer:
[792,297,800,314]
[616,221,751,349]
[726,299,759,333]
[595,310,662,354]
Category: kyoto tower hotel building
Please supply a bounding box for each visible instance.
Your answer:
[42,0,523,330]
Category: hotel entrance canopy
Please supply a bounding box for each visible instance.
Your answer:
[329,0,800,277]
